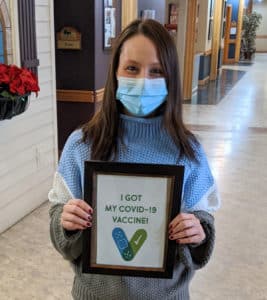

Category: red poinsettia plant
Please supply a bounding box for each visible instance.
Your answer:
[0,63,40,100]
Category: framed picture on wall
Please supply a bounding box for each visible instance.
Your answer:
[165,4,178,38]
[103,0,117,50]
[168,4,178,25]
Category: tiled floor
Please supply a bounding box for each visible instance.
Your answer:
[190,68,246,105]
[0,54,267,300]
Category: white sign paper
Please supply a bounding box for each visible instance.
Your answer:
[96,174,169,268]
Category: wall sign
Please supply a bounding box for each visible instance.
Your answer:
[82,161,184,278]
[57,26,81,50]
[103,0,117,50]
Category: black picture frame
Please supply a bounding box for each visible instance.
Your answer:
[103,0,117,50]
[82,161,184,278]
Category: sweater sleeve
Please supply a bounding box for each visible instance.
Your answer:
[57,130,84,199]
[49,203,83,261]
[48,130,86,261]
[177,210,215,270]
[177,144,218,270]
[181,143,220,213]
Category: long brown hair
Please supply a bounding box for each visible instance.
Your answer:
[82,19,198,161]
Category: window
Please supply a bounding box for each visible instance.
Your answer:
[0,21,4,63]
[18,0,39,75]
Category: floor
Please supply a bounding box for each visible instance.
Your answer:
[0,54,267,300]
[190,68,246,105]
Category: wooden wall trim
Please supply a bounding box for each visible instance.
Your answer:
[95,88,105,102]
[57,88,104,103]
[235,0,244,62]
[203,49,212,56]
[210,0,223,81]
[226,58,235,64]
[198,76,210,85]
[257,35,267,39]
[121,0,137,29]
[183,0,197,100]
[247,0,253,14]
[223,5,232,64]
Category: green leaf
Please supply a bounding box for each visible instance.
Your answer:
[0,90,17,100]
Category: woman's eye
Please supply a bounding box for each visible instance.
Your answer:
[126,66,138,73]
[150,68,163,76]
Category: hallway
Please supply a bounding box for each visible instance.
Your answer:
[0,54,266,299]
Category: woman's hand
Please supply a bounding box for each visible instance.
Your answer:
[61,199,93,231]
[169,213,205,245]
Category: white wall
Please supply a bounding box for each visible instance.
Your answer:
[254,1,267,52]
[0,0,57,233]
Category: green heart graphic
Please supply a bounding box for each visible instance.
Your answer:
[112,227,147,261]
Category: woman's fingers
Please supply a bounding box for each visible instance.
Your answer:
[62,212,91,226]
[169,213,205,244]
[68,199,93,214]
[61,199,93,231]
[63,203,91,221]
[169,226,199,240]
[61,220,87,231]
[174,234,201,245]
[169,213,195,230]
[171,219,197,234]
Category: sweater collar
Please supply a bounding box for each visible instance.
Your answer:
[119,113,164,139]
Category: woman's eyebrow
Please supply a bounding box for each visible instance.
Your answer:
[150,63,162,67]
[123,59,139,65]
[123,60,161,66]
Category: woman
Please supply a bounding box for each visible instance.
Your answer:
[49,19,220,299]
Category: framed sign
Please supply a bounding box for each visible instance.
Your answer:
[82,161,184,278]
[56,26,82,50]
[103,0,117,50]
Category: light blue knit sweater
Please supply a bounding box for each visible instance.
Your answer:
[49,114,219,300]
[58,114,219,213]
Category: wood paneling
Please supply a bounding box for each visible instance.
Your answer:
[183,0,198,100]
[0,174,53,233]
[223,0,243,64]
[204,49,212,56]
[121,0,137,29]
[223,5,232,63]
[57,101,95,150]
[198,76,210,86]
[247,0,253,14]
[235,0,244,62]
[57,88,104,103]
[210,0,223,81]
[0,1,57,233]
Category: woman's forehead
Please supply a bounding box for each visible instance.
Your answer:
[120,34,160,64]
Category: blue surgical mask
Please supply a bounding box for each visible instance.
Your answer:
[116,77,168,117]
